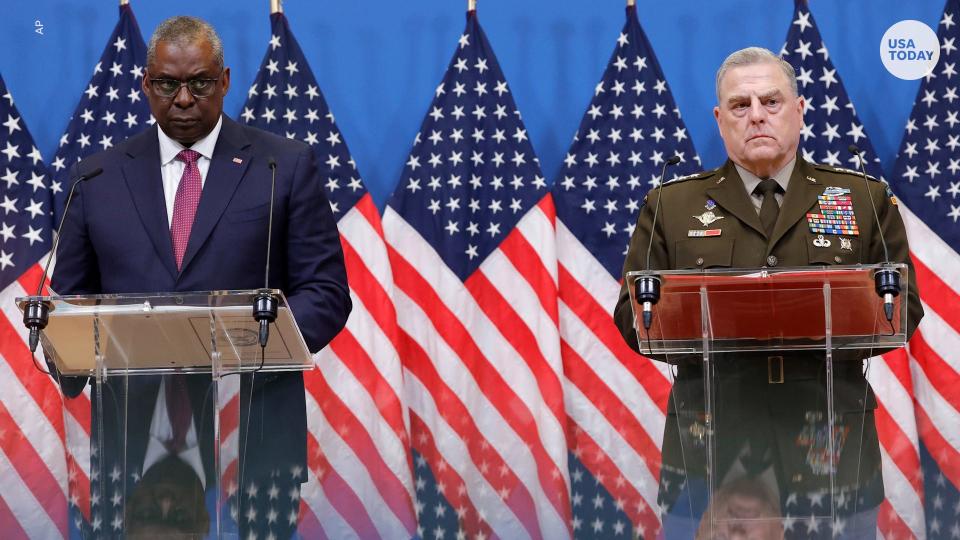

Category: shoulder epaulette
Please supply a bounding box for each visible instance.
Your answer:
[812,162,878,182]
[664,168,717,185]
[642,168,715,205]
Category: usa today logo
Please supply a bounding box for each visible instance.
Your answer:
[881,20,940,80]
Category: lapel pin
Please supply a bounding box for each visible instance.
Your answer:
[806,176,817,183]
[813,234,831,248]
[232,157,243,164]
[716,176,725,185]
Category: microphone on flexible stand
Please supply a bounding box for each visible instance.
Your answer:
[23,167,104,353]
[848,145,899,323]
[253,157,279,348]
[635,155,682,331]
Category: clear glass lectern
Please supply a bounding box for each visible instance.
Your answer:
[626,264,909,539]
[16,289,313,539]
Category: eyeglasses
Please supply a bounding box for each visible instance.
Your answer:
[148,71,223,99]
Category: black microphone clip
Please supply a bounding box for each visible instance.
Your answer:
[23,301,49,353]
[874,265,901,323]
[635,274,661,331]
[253,289,279,348]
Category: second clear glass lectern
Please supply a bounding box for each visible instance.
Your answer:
[17,289,313,539]
[627,264,909,539]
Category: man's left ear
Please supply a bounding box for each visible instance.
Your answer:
[221,67,231,95]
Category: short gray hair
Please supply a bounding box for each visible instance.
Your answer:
[715,47,798,102]
[147,16,224,70]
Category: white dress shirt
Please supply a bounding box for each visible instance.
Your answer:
[158,116,223,227]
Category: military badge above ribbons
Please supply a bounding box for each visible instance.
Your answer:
[806,186,859,236]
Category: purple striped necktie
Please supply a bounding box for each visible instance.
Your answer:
[170,149,202,270]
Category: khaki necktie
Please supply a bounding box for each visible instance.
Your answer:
[754,178,782,238]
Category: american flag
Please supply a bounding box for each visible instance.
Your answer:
[382,10,571,538]
[239,11,418,538]
[780,3,928,537]
[48,5,151,221]
[779,1,885,180]
[1,5,149,538]
[0,74,73,538]
[552,5,700,538]
[888,0,960,537]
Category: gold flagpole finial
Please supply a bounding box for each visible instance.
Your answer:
[627,0,636,6]
[270,0,283,14]
[119,0,129,5]
[468,0,476,11]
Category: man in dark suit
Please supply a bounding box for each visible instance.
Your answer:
[614,47,922,539]
[50,16,350,538]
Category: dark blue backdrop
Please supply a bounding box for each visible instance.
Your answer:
[0,0,945,207]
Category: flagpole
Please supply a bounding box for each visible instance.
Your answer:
[271,0,283,14]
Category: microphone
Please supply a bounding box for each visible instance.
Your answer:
[635,155,682,331]
[848,145,899,323]
[23,167,104,353]
[252,157,279,349]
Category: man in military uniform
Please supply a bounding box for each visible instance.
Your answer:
[613,47,923,539]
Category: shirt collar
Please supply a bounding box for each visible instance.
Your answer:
[157,115,223,166]
[735,156,796,197]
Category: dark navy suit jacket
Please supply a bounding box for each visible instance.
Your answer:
[51,115,351,480]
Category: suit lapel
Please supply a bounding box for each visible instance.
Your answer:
[122,126,178,281]
[705,161,766,238]
[178,117,252,275]
[768,159,820,252]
